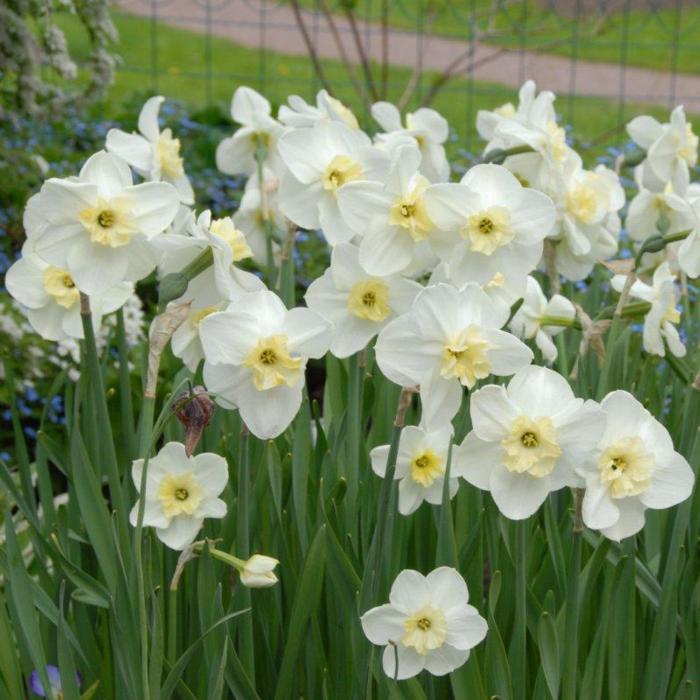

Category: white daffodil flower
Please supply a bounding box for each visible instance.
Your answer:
[171,301,226,372]
[130,441,228,550]
[277,120,388,245]
[453,366,605,519]
[156,209,264,302]
[5,243,132,341]
[661,191,700,278]
[627,106,698,193]
[476,79,538,141]
[370,423,456,515]
[216,86,284,176]
[548,153,624,262]
[427,260,525,318]
[304,243,422,358]
[199,289,332,439]
[509,276,575,363]
[360,567,487,679]
[554,213,620,282]
[579,390,694,541]
[611,262,685,357]
[337,143,438,275]
[375,283,533,423]
[424,163,556,288]
[26,151,180,295]
[240,554,280,588]
[371,102,450,182]
[626,179,689,243]
[482,80,575,170]
[279,89,359,129]
[105,95,194,204]
[232,166,284,266]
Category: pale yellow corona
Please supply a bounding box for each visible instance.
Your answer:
[43,267,80,309]
[566,182,598,223]
[464,206,513,255]
[501,416,562,477]
[401,605,448,655]
[546,121,568,163]
[191,305,220,329]
[80,197,135,247]
[210,217,253,261]
[679,123,698,166]
[441,326,492,388]
[409,450,444,487]
[598,436,653,498]
[322,155,363,193]
[389,180,433,241]
[347,279,391,322]
[157,472,203,518]
[243,335,303,391]
[157,128,185,178]
[485,272,506,289]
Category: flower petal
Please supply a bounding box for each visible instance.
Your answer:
[360,604,406,645]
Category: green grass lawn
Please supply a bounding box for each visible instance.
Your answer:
[56,10,676,159]
[290,0,700,74]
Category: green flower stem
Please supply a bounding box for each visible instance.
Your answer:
[115,308,136,460]
[236,424,255,679]
[255,142,280,287]
[167,588,178,667]
[182,246,214,282]
[481,144,535,164]
[358,388,412,692]
[81,294,148,697]
[276,223,297,308]
[634,229,691,269]
[512,520,528,700]
[539,315,583,330]
[562,488,584,700]
[191,543,246,570]
[79,295,128,543]
[344,353,362,537]
[157,247,214,310]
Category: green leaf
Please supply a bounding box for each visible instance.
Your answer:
[484,611,512,700]
[274,525,327,700]
[159,610,249,700]
[4,509,55,700]
[69,428,119,591]
[537,610,560,699]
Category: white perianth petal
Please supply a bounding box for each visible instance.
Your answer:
[360,604,406,645]
[389,569,430,614]
[79,151,133,198]
[156,515,203,550]
[191,452,229,498]
[489,466,551,520]
[283,307,332,358]
[232,86,271,124]
[126,182,180,238]
[199,310,260,365]
[470,384,519,441]
[640,451,694,509]
[381,644,425,680]
[105,129,154,174]
[452,432,501,490]
[138,95,165,142]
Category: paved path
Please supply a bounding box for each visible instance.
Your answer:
[116,0,700,110]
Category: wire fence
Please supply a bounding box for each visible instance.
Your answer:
[113,0,700,149]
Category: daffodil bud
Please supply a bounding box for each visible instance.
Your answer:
[240,555,279,588]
